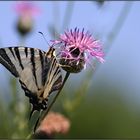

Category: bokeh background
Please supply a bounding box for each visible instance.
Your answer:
[0,1,140,139]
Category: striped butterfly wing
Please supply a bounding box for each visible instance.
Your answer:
[0,46,62,114]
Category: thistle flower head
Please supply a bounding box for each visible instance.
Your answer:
[15,1,40,37]
[15,1,40,17]
[52,28,104,73]
[35,112,70,138]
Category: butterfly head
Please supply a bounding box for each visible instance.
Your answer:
[46,46,56,58]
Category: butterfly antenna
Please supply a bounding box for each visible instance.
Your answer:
[38,31,51,47]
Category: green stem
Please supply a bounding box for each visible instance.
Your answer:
[53,1,60,39]
[104,1,133,54]
[61,1,74,30]
[93,2,133,75]
[19,36,26,46]
[25,132,32,140]
[64,2,133,113]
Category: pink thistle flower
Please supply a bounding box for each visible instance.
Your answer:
[15,1,40,17]
[52,28,104,73]
[14,1,40,37]
[35,112,70,138]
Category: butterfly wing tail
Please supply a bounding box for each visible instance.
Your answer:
[33,110,43,133]
[29,106,36,121]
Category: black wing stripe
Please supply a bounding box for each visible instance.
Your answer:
[25,47,28,57]
[14,47,24,70]
[42,64,50,86]
[50,75,62,92]
[46,58,56,85]
[50,58,61,81]
[9,48,16,59]
[30,48,38,89]
[49,57,56,75]
[0,48,19,77]
[49,65,60,84]
[51,70,62,89]
[47,58,62,92]
[39,50,45,86]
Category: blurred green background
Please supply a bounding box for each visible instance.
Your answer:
[0,1,140,139]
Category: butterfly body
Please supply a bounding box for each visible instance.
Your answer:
[0,46,62,114]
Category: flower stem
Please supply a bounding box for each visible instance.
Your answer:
[61,1,74,30]
[93,1,133,76]
[26,133,32,140]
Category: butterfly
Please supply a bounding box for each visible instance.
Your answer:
[0,46,63,121]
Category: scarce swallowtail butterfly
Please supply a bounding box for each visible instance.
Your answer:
[0,46,63,120]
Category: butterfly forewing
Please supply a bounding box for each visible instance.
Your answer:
[0,46,62,112]
[0,48,19,77]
